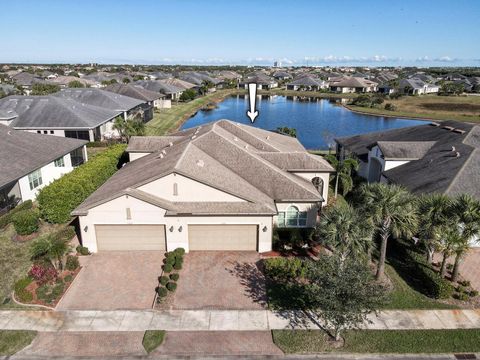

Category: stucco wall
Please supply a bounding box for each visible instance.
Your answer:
[292,172,330,205]
[78,194,273,253]
[274,202,319,228]
[18,150,78,201]
[138,173,245,202]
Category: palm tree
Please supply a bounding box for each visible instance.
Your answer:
[417,193,453,264]
[324,155,359,199]
[30,235,71,270]
[435,223,461,278]
[450,194,480,282]
[359,183,418,280]
[316,202,373,265]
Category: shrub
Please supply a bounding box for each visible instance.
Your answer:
[14,277,33,303]
[446,263,453,271]
[459,280,471,287]
[28,264,58,285]
[384,103,397,111]
[65,255,80,271]
[264,257,307,282]
[274,228,314,249]
[457,285,466,294]
[156,287,168,297]
[12,209,40,235]
[453,292,469,301]
[159,276,169,286]
[402,245,454,299]
[0,200,33,229]
[162,264,173,273]
[37,144,126,223]
[76,245,90,256]
[174,256,183,265]
[173,262,182,270]
[170,273,179,281]
[173,248,185,256]
[64,274,73,283]
[166,282,177,291]
[470,290,479,297]
[54,226,76,242]
[163,257,175,266]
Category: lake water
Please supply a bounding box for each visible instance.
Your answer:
[181,95,428,150]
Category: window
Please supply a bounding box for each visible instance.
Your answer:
[65,130,90,141]
[312,177,324,195]
[43,130,48,134]
[28,169,43,190]
[50,130,54,134]
[70,148,85,167]
[173,183,178,196]
[37,130,41,134]
[54,157,65,167]
[277,206,308,227]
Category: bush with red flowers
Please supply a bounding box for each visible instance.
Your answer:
[28,264,57,285]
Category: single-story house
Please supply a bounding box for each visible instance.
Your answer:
[399,78,440,95]
[105,83,171,109]
[0,124,87,207]
[335,120,480,201]
[286,76,328,91]
[72,120,334,253]
[134,80,184,100]
[239,73,278,90]
[272,71,292,81]
[0,95,121,141]
[329,76,378,93]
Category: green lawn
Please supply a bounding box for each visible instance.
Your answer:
[0,226,33,308]
[273,329,480,354]
[146,89,242,136]
[0,330,36,355]
[142,330,165,353]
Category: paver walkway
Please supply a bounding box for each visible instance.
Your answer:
[2,309,480,332]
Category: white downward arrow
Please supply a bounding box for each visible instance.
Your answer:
[246,83,259,123]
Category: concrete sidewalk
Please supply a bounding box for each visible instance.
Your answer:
[1,309,480,332]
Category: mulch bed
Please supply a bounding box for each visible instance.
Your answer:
[23,267,81,308]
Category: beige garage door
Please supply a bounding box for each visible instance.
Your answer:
[188,225,258,251]
[95,225,166,251]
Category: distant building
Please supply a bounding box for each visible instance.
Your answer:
[329,76,378,93]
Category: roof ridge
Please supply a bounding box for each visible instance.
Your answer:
[212,129,321,198]
[445,148,477,194]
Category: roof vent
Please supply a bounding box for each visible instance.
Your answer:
[245,144,249,149]
[430,122,440,127]
[451,146,456,152]
[453,128,466,134]
[266,135,270,140]
[159,153,164,159]
[161,149,167,155]
[233,137,238,141]
[169,142,173,147]
[196,159,204,167]
[455,152,461,158]
[442,126,454,131]
[191,135,197,140]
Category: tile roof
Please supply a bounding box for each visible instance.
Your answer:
[73,120,333,216]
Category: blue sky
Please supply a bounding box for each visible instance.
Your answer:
[1,0,479,66]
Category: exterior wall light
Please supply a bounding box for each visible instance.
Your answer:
[178,226,183,232]
[262,226,268,232]
[169,226,174,232]
[83,226,88,232]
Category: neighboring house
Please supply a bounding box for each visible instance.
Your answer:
[47,76,96,88]
[377,84,396,95]
[55,88,151,122]
[329,76,378,93]
[239,73,278,90]
[105,83,171,109]
[134,80,184,100]
[272,71,292,81]
[0,124,87,205]
[72,120,334,253]
[399,78,440,95]
[0,90,142,141]
[10,72,45,94]
[286,76,328,91]
[335,120,480,201]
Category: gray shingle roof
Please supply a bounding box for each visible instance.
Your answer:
[375,141,436,160]
[55,88,144,112]
[0,95,121,129]
[288,75,325,87]
[73,120,333,216]
[0,124,86,187]
[134,80,183,95]
[104,84,164,102]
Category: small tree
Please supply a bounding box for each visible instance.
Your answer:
[180,89,196,102]
[68,80,85,88]
[324,155,359,199]
[359,183,418,280]
[276,127,297,138]
[316,203,373,264]
[31,83,60,95]
[30,235,71,270]
[113,116,145,142]
[122,77,131,84]
[305,255,386,341]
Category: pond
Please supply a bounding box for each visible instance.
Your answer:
[180,95,429,149]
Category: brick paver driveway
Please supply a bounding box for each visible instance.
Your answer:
[57,251,163,310]
[172,252,267,310]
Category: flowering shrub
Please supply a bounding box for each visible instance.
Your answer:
[28,264,57,285]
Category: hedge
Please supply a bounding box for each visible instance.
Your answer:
[37,145,126,223]
[0,200,33,229]
[12,209,40,235]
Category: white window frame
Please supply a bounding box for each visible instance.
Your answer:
[277,206,308,227]
[28,169,43,190]
[54,157,65,167]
